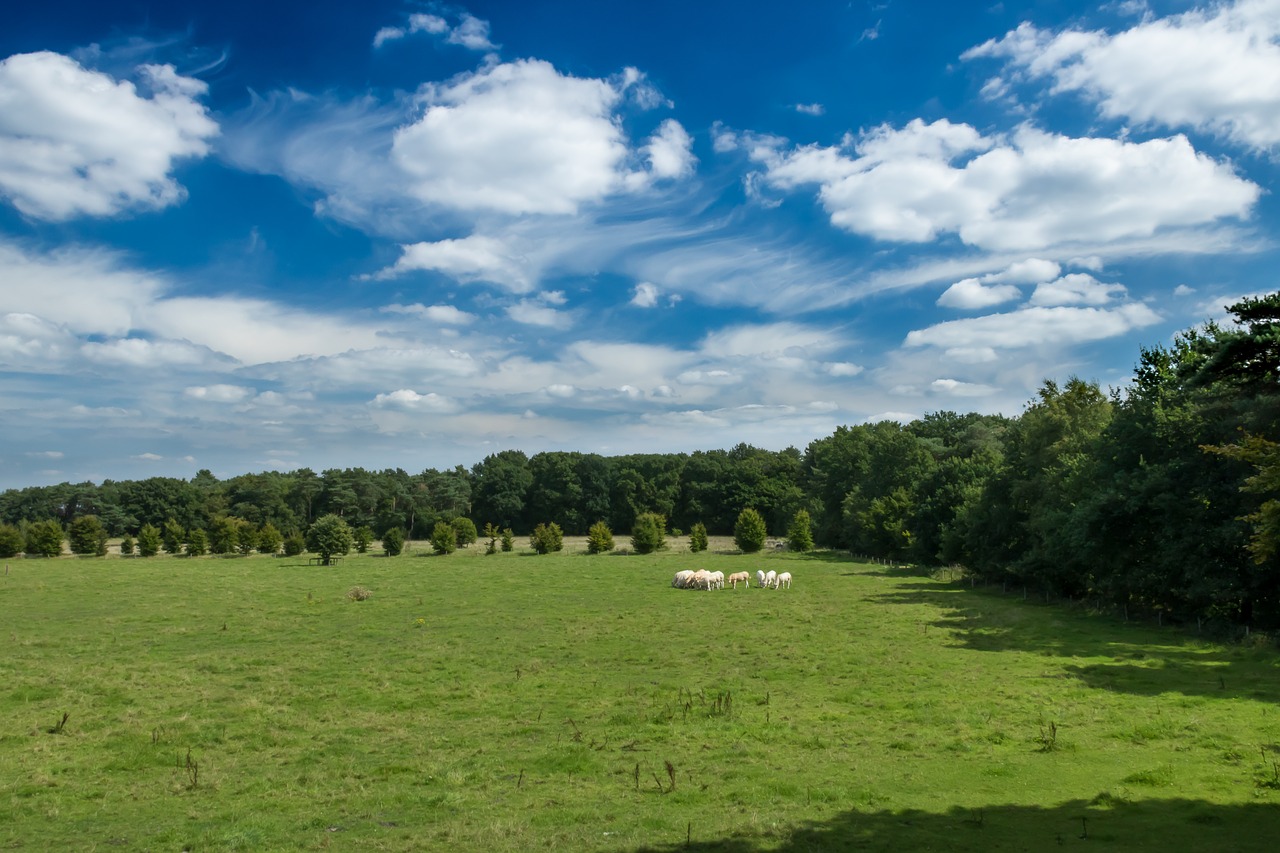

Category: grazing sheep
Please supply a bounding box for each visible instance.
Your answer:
[776,571,792,589]
[708,570,725,590]
[728,571,751,589]
[756,569,767,588]
[692,569,712,591]
[673,570,695,588]
[764,570,778,589]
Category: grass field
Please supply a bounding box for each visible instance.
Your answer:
[3,539,1280,851]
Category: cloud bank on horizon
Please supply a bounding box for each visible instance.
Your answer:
[0,0,1277,488]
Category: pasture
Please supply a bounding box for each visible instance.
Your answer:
[3,540,1280,851]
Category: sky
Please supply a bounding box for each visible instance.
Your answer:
[2,0,1279,489]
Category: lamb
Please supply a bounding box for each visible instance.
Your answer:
[728,571,751,589]
[764,570,778,589]
[708,570,725,590]
[756,569,767,588]
[775,571,792,589]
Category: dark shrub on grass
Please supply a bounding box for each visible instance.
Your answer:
[430,522,456,555]
[452,517,478,547]
[0,522,24,558]
[689,522,708,553]
[282,532,306,557]
[25,519,64,558]
[630,513,666,554]
[383,526,407,557]
[530,522,564,554]
[734,508,767,554]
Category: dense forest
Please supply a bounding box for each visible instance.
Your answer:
[5,295,1280,630]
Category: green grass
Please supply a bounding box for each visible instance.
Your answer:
[3,542,1280,851]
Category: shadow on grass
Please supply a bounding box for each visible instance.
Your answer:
[628,797,1280,852]
[869,572,1280,703]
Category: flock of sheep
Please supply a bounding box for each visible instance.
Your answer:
[670,568,793,591]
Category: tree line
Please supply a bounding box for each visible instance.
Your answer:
[3,295,1280,629]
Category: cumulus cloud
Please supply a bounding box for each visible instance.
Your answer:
[965,1,1280,150]
[374,12,489,50]
[506,298,571,329]
[1028,273,1127,306]
[937,278,1022,309]
[381,303,477,325]
[81,338,220,368]
[184,384,255,403]
[373,235,532,291]
[905,303,1162,350]
[756,118,1259,251]
[392,60,630,215]
[0,52,217,220]
[631,282,660,307]
[931,378,999,396]
[370,389,457,412]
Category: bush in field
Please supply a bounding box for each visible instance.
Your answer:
[431,521,457,555]
[118,536,135,557]
[236,523,258,556]
[501,528,515,552]
[0,522,24,558]
[734,508,767,554]
[137,524,161,557]
[483,522,499,555]
[530,522,564,554]
[257,523,283,555]
[787,509,814,552]
[24,519,64,558]
[186,528,208,557]
[69,515,109,556]
[162,519,185,555]
[306,514,353,566]
[282,532,306,557]
[383,526,406,556]
[452,517,478,548]
[630,513,666,555]
[689,521,708,553]
[586,520,614,554]
[353,526,374,554]
[208,517,239,555]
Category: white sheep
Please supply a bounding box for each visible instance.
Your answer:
[756,569,767,588]
[691,569,712,591]
[708,570,725,590]
[764,570,778,589]
[775,571,792,589]
[673,570,695,588]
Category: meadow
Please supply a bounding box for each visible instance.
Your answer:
[3,539,1280,851]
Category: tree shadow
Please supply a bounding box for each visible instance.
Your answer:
[870,575,1280,703]
[625,797,1280,852]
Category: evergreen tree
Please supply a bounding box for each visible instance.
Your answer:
[734,507,767,553]
[0,522,25,558]
[186,528,208,557]
[136,524,161,557]
[430,521,457,555]
[787,509,814,552]
[530,522,564,554]
[24,519,64,557]
[630,512,666,554]
[688,521,708,553]
[382,526,406,556]
[306,514,353,565]
[586,520,614,554]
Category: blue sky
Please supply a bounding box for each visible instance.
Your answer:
[2,0,1278,489]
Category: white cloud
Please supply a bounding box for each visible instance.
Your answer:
[698,322,841,359]
[966,1,1280,149]
[795,103,825,116]
[184,384,255,403]
[641,118,696,181]
[931,378,999,396]
[0,52,217,220]
[757,119,1259,251]
[81,338,218,368]
[1028,273,1127,306]
[905,303,1162,350]
[983,258,1061,284]
[448,14,497,51]
[381,303,477,324]
[133,452,163,461]
[370,389,457,412]
[631,282,660,307]
[1174,284,1196,297]
[544,384,576,398]
[392,59,629,215]
[374,12,486,50]
[823,362,864,377]
[373,235,532,291]
[26,450,63,459]
[937,277,1022,309]
[506,299,571,329]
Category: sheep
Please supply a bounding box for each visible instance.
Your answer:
[708,570,725,590]
[691,569,712,591]
[775,571,793,589]
[764,570,778,589]
[672,569,695,588]
[756,569,767,588]
[728,571,751,589]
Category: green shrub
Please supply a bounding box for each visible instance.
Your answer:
[501,528,515,552]
[186,528,208,557]
[734,508,767,554]
[483,522,499,555]
[430,521,457,555]
[586,521,614,554]
[137,524,161,557]
[257,524,283,555]
[161,519,185,555]
[24,519,64,558]
[236,523,258,556]
[353,526,375,553]
[282,532,306,557]
[383,526,406,557]
[0,522,23,558]
[787,509,814,552]
[530,522,564,554]
[69,515,108,556]
[452,517,478,547]
[118,536,135,557]
[689,522,708,553]
[630,513,666,555]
